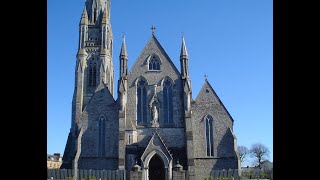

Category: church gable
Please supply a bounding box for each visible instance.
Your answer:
[78,83,119,158]
[194,80,234,123]
[141,131,173,165]
[128,35,181,84]
[125,35,184,128]
[191,80,236,158]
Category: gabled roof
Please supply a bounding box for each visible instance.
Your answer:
[82,82,116,113]
[195,79,234,122]
[128,34,181,77]
[141,130,173,162]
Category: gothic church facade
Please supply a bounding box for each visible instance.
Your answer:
[61,1,240,179]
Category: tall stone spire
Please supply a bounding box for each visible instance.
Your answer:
[117,33,128,172]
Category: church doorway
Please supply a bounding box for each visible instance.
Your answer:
[149,154,165,180]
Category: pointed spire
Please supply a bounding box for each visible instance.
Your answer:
[82,5,88,17]
[180,36,190,79]
[180,36,188,58]
[101,1,108,24]
[120,35,128,58]
[80,6,88,25]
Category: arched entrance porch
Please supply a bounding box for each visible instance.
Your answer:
[141,149,172,180]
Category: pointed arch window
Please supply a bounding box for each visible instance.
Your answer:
[137,79,147,124]
[98,115,106,157]
[206,115,214,156]
[88,59,97,87]
[149,55,160,70]
[163,79,173,124]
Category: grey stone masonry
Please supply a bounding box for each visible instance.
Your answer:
[76,83,119,170]
[62,1,241,178]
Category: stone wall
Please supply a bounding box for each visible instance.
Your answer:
[77,84,119,170]
[192,81,237,159]
[125,35,184,129]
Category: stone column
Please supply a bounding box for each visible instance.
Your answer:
[172,161,185,180]
[130,163,142,180]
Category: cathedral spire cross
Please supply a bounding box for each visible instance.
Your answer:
[151,25,156,35]
[204,74,208,81]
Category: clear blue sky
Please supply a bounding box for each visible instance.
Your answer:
[48,0,272,167]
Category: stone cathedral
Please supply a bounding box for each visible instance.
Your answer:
[61,0,240,179]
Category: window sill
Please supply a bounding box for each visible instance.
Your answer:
[147,70,161,72]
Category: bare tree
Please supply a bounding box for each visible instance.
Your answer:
[250,143,270,169]
[238,145,249,165]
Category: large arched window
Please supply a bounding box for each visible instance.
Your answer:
[137,79,147,124]
[206,115,214,156]
[163,79,173,124]
[149,55,160,70]
[88,59,97,87]
[98,115,106,157]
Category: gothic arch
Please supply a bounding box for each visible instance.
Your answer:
[99,114,106,120]
[147,53,162,70]
[140,132,174,180]
[202,113,214,122]
[162,77,174,124]
[141,149,170,169]
[160,76,174,89]
[204,114,214,157]
[136,77,148,125]
[134,76,148,86]
[88,58,98,87]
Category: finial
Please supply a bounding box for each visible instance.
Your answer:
[135,159,138,165]
[151,25,156,35]
[120,33,128,57]
[204,74,208,81]
[177,158,180,164]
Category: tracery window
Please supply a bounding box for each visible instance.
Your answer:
[88,59,97,87]
[137,79,147,124]
[163,79,173,124]
[148,55,160,70]
[206,115,214,156]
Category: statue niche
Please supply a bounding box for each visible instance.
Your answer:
[151,103,159,128]
[149,84,160,128]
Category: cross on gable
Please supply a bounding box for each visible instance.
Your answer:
[151,25,156,35]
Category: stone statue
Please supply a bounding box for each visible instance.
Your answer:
[151,105,159,127]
